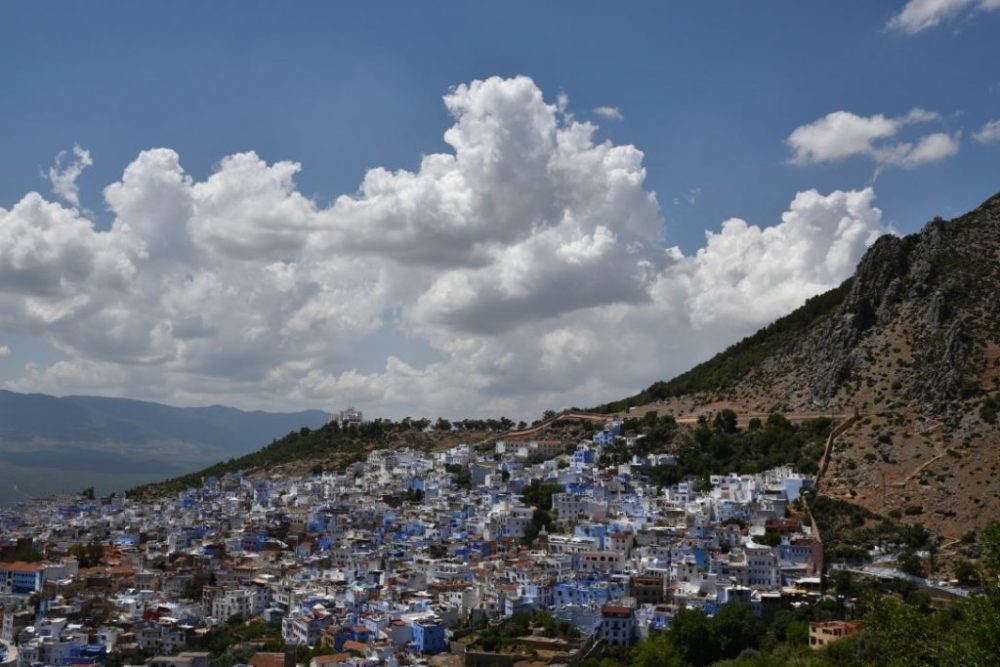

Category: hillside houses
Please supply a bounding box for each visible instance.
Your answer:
[0,417,822,666]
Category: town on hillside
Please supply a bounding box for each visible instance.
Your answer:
[0,409,975,667]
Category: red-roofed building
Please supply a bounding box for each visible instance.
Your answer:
[341,640,367,655]
[248,651,293,667]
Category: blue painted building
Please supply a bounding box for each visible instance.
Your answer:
[574,447,596,466]
[0,563,44,595]
[411,619,446,655]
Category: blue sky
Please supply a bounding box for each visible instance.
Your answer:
[0,1,997,417]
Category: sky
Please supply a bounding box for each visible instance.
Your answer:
[0,1,998,419]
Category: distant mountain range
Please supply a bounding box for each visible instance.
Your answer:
[0,390,328,505]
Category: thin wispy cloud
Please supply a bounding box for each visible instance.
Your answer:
[45,144,92,208]
[973,119,1000,143]
[887,0,1000,34]
[593,106,623,121]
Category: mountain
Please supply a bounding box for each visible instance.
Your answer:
[0,390,329,505]
[597,192,1000,537]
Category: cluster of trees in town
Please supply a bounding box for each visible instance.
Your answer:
[590,571,1000,666]
[520,478,563,546]
[599,409,830,485]
[675,411,831,477]
[444,463,472,490]
[806,494,943,567]
[474,609,580,652]
[348,416,525,433]
[68,542,105,568]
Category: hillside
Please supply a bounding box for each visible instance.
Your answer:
[127,413,602,499]
[601,192,1000,536]
[591,279,855,414]
[0,390,328,504]
[127,418,497,499]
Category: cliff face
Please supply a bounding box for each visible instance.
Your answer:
[798,196,1000,411]
[622,192,1000,535]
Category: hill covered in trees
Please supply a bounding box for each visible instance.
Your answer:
[126,416,519,499]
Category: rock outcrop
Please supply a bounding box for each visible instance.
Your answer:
[611,191,1000,534]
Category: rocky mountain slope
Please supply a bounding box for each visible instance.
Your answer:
[602,192,1000,536]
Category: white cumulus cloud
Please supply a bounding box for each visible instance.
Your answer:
[668,188,888,329]
[0,76,895,417]
[787,109,959,169]
[887,0,1000,34]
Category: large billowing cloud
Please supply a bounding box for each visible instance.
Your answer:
[786,109,959,170]
[0,76,892,417]
[669,188,887,329]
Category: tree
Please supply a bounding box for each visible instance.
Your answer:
[633,632,683,667]
[448,465,471,489]
[522,508,552,546]
[521,479,563,511]
[980,522,1000,572]
[784,620,809,647]
[897,549,925,578]
[759,531,782,547]
[476,625,507,652]
[710,603,758,660]
[833,570,855,597]
[70,542,104,568]
[902,523,931,550]
[954,560,979,587]
[22,549,44,563]
[434,417,452,431]
[713,409,739,434]
[670,608,715,666]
